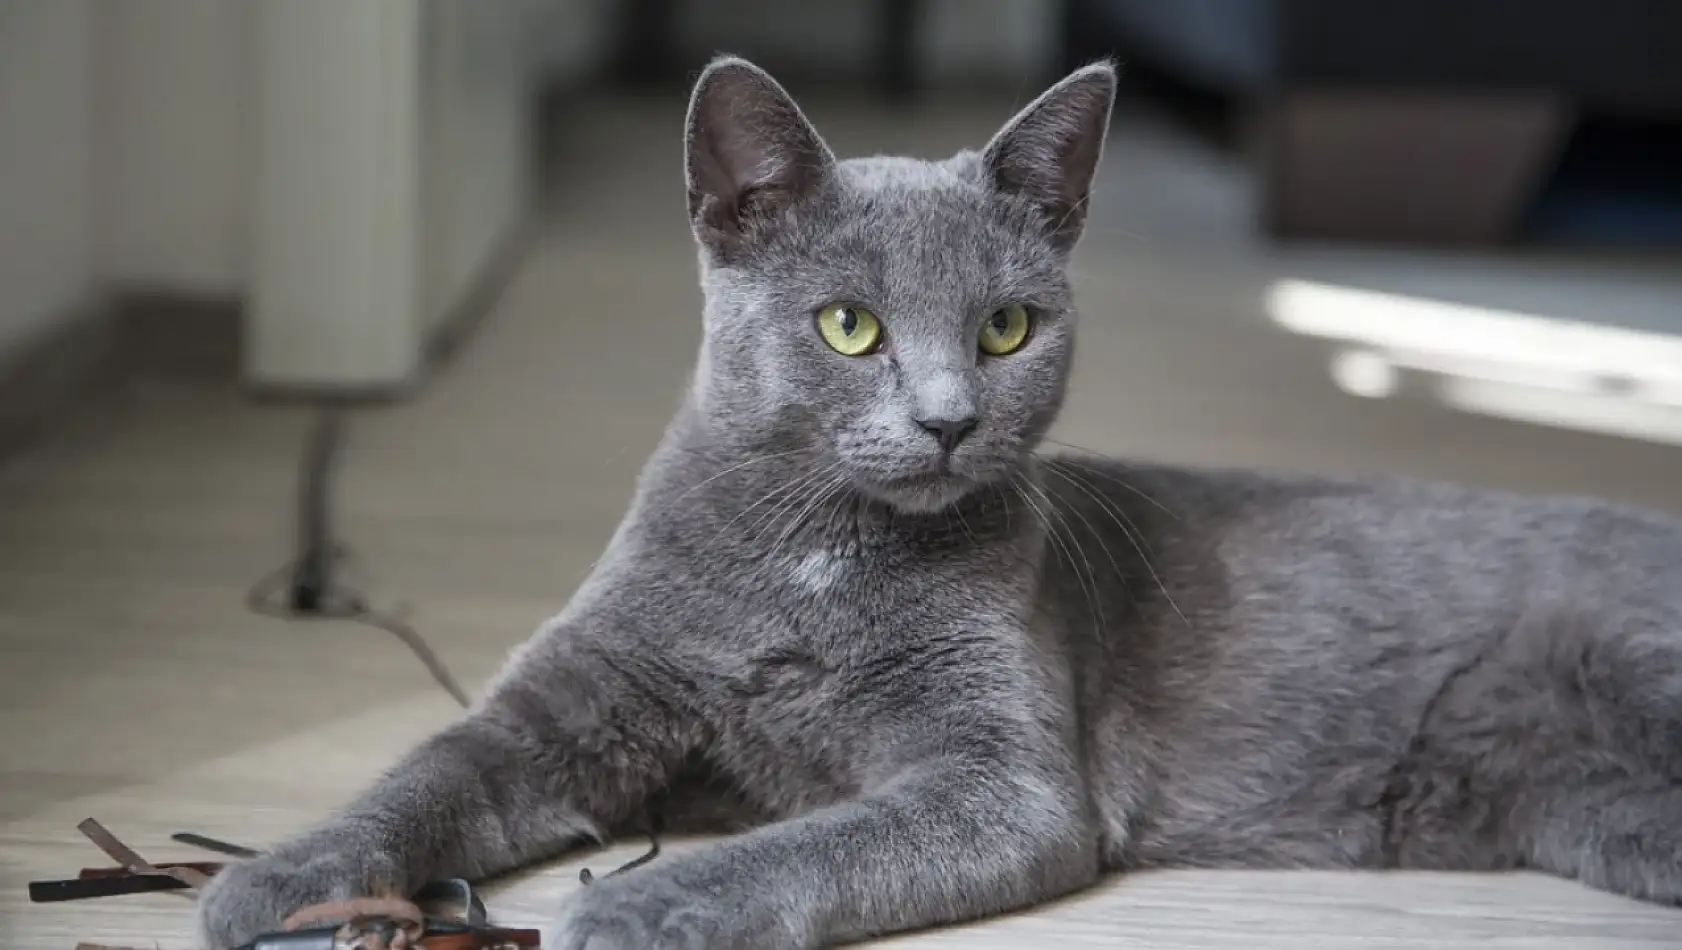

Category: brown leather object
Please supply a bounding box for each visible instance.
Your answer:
[77,817,212,888]
[30,823,226,903]
[420,928,543,950]
[281,896,427,935]
[78,861,224,879]
[30,873,194,903]
[277,894,540,950]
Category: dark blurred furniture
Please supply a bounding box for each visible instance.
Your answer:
[612,0,924,101]
[1064,0,1682,246]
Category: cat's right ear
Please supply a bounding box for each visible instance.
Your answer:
[982,61,1117,251]
[685,57,835,258]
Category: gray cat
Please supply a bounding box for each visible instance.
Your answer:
[198,57,1682,949]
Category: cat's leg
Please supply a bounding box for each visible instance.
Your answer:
[1392,607,1682,903]
[551,752,1098,949]
[1506,610,1682,904]
[197,640,697,949]
[1512,779,1682,905]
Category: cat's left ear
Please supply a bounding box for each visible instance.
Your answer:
[982,61,1117,251]
[685,56,835,258]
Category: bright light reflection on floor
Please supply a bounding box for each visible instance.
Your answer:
[1266,278,1682,447]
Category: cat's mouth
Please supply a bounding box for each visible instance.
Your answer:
[854,469,974,513]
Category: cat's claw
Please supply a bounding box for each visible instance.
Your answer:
[195,849,376,950]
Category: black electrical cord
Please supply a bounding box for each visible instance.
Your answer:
[578,808,664,886]
[246,406,663,873]
[287,406,340,614]
[247,407,471,709]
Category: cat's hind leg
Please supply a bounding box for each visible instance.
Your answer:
[1392,606,1682,905]
[1505,609,1682,905]
[1511,777,1682,905]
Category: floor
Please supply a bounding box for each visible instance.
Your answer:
[5,93,1682,949]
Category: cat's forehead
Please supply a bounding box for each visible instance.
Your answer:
[835,154,979,192]
[764,152,1052,277]
[830,154,996,229]
[735,150,1066,306]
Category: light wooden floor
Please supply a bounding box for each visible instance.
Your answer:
[6,97,1682,949]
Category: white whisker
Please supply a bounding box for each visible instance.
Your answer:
[764,468,850,566]
[1050,462,1159,558]
[952,504,979,545]
[1042,440,1177,519]
[704,461,837,554]
[1013,474,1102,635]
[1047,461,1189,627]
[744,463,842,547]
[1025,475,1107,632]
[663,449,808,509]
[1041,466,1128,585]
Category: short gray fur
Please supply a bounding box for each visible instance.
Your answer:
[198,58,1682,949]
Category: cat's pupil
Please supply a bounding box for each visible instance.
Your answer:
[839,309,858,335]
[990,311,1009,332]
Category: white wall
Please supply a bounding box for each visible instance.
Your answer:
[247,0,600,390]
[95,0,248,295]
[0,1,96,353]
[0,0,243,360]
[0,0,594,391]
[421,0,534,335]
[247,0,424,390]
[421,0,612,334]
[91,0,600,316]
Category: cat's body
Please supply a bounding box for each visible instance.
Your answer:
[198,59,1682,949]
[580,429,1682,882]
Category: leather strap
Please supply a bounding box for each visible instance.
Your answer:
[282,896,426,950]
[171,831,261,858]
[77,818,212,889]
[31,873,194,903]
[419,928,543,950]
[79,861,224,879]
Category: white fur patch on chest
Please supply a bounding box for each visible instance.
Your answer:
[788,548,852,593]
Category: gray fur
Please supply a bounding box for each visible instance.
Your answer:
[198,58,1682,949]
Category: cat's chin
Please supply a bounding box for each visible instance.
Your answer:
[856,472,978,515]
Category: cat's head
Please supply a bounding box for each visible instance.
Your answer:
[684,57,1114,514]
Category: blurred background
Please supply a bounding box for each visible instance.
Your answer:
[4,3,1682,944]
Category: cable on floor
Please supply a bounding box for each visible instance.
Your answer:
[245,407,471,709]
[243,407,662,873]
[245,552,471,708]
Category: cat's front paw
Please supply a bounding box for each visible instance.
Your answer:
[550,868,802,950]
[196,846,389,949]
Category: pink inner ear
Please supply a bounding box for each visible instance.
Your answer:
[685,63,836,251]
[735,183,796,222]
[981,68,1115,246]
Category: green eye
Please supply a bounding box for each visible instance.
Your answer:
[816,304,882,356]
[979,304,1032,356]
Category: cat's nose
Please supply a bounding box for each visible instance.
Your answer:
[916,416,977,453]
